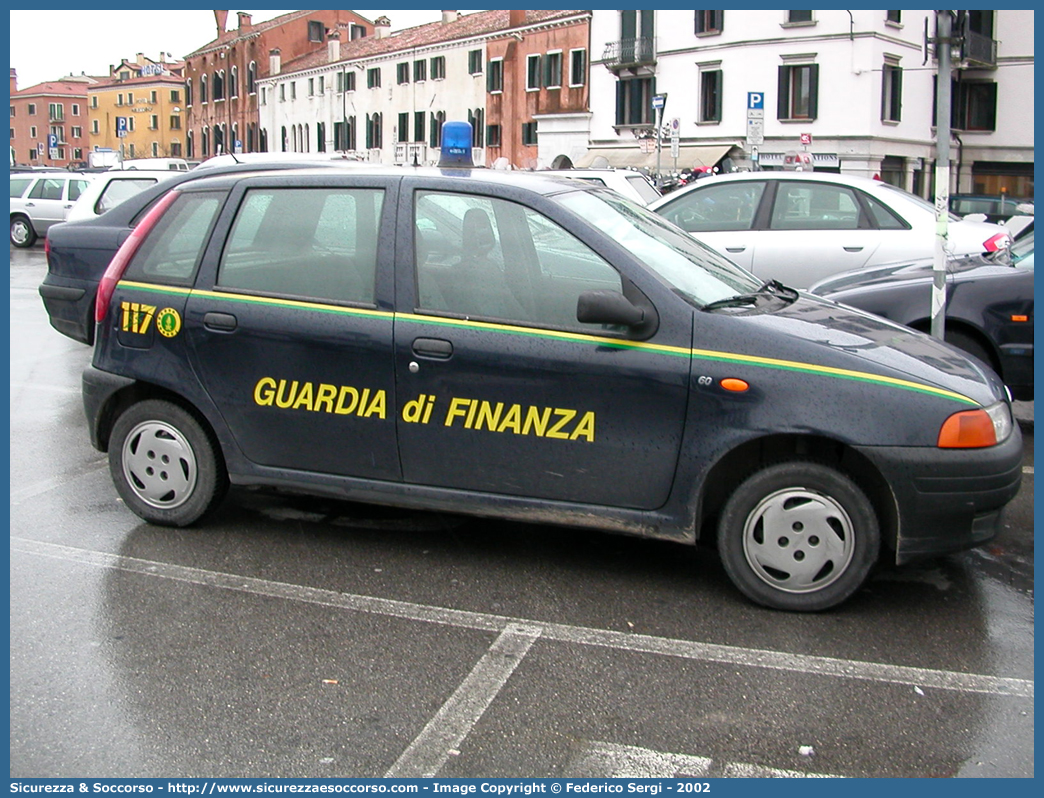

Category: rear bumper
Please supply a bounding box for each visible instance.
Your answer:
[39,277,97,345]
[82,365,135,451]
[854,425,1023,563]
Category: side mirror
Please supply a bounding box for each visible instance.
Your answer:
[576,290,645,327]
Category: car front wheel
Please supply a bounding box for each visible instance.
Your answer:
[717,461,880,611]
[10,215,37,248]
[109,399,228,526]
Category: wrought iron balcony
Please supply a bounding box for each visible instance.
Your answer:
[602,37,656,70]
[961,30,997,68]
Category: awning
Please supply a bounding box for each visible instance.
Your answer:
[575,144,736,170]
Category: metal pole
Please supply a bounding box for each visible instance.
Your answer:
[655,104,663,187]
[931,10,953,341]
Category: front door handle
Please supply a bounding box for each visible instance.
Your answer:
[412,337,453,359]
[725,246,747,253]
[843,246,864,252]
[203,311,237,332]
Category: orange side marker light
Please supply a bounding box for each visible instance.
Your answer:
[721,378,750,393]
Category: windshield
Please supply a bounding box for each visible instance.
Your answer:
[554,189,760,306]
[879,183,962,222]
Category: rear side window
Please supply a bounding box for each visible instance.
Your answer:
[217,187,384,305]
[10,178,33,198]
[124,191,224,284]
[96,178,159,214]
[625,174,661,204]
[861,192,907,230]
[770,182,862,230]
[28,178,65,200]
[68,179,90,202]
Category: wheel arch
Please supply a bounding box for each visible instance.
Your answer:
[908,317,1000,374]
[695,433,899,555]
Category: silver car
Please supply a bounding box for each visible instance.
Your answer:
[10,172,95,247]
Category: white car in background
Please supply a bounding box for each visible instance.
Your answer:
[539,168,662,206]
[10,172,95,247]
[648,171,1012,288]
[65,170,175,222]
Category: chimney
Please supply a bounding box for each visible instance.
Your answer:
[327,29,341,63]
[269,48,281,76]
[214,10,229,38]
[10,67,16,94]
[237,12,252,31]
[509,10,526,28]
[374,16,391,39]
[441,10,458,24]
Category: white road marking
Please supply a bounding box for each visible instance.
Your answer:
[9,459,108,504]
[9,538,1034,700]
[1022,466,1033,474]
[566,741,843,778]
[384,623,542,778]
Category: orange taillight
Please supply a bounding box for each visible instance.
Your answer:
[937,409,998,448]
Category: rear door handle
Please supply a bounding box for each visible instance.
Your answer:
[843,246,864,252]
[725,246,747,253]
[203,311,237,332]
[412,337,453,359]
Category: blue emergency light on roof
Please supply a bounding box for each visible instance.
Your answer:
[438,121,474,168]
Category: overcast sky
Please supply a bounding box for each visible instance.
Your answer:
[9,9,481,90]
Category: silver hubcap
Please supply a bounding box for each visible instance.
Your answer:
[742,487,855,594]
[11,221,30,245]
[122,420,197,510]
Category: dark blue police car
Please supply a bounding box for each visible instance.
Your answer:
[80,130,1022,611]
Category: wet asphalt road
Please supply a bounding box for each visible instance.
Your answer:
[10,244,1033,778]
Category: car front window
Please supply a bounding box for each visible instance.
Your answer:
[555,189,760,306]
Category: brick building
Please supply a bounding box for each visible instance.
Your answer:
[184,9,373,160]
[10,69,94,168]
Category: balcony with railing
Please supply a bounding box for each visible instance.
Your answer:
[601,37,656,71]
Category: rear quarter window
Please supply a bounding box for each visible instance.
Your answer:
[96,178,159,215]
[10,178,33,198]
[124,191,224,285]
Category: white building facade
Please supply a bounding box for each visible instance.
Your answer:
[587,9,1033,197]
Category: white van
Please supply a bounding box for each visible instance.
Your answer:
[110,158,189,172]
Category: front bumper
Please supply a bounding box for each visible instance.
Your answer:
[855,423,1024,564]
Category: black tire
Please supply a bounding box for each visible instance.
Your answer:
[109,399,228,527]
[945,330,996,373]
[717,462,880,611]
[10,215,37,248]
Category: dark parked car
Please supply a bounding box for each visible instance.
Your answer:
[949,193,1032,224]
[810,230,1034,400]
[38,156,368,345]
[80,162,1021,611]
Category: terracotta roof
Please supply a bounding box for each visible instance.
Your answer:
[12,80,91,97]
[277,9,586,75]
[185,9,373,57]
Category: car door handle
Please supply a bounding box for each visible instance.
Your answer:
[412,337,453,359]
[25,202,35,207]
[725,246,747,253]
[203,311,237,332]
[843,246,864,252]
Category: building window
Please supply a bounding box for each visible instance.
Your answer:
[213,70,225,101]
[170,115,181,129]
[200,75,208,103]
[398,112,409,141]
[414,111,425,143]
[544,51,562,89]
[152,142,159,157]
[170,89,180,102]
[120,70,130,81]
[186,131,193,158]
[150,115,159,130]
[367,67,381,89]
[248,62,257,95]
[522,121,538,146]
[468,108,484,146]
[569,49,586,87]
[777,63,818,120]
[430,56,446,80]
[366,112,382,149]
[486,124,501,147]
[341,71,356,92]
[397,62,410,84]
[886,11,902,25]
[92,96,99,108]
[785,10,814,24]
[695,10,723,34]
[117,94,124,106]
[185,79,192,106]
[74,148,83,160]
[308,20,323,42]
[91,120,99,135]
[30,125,37,138]
[230,66,238,98]
[170,142,181,157]
[615,76,655,126]
[526,54,541,91]
[279,84,285,102]
[955,81,997,131]
[71,103,80,116]
[48,103,64,120]
[882,63,902,122]
[414,59,427,82]
[150,90,157,103]
[700,69,723,123]
[71,126,82,138]
[317,121,326,152]
[469,49,483,75]
[318,76,324,94]
[487,59,503,92]
[28,103,36,115]
[309,78,315,96]
[290,82,296,100]
[429,111,445,149]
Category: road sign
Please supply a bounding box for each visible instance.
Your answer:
[746,117,764,146]
[116,117,128,138]
[747,92,764,111]
[652,93,667,111]
[800,132,812,145]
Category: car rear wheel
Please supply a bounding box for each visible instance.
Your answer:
[717,462,879,611]
[10,215,36,248]
[109,399,228,527]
